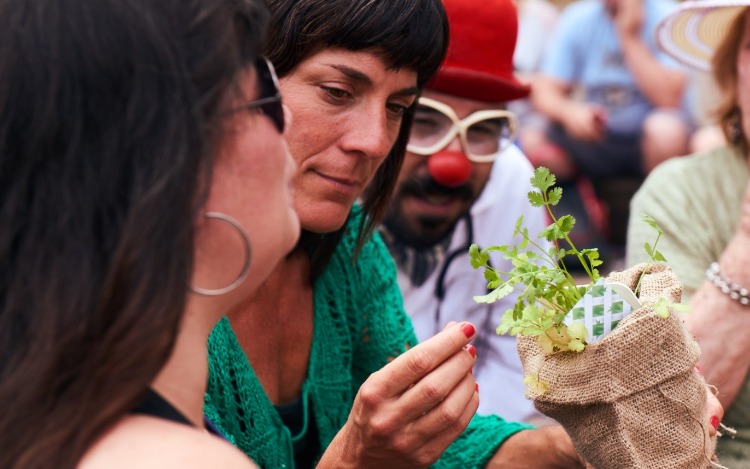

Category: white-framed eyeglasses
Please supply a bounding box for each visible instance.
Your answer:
[407,96,518,163]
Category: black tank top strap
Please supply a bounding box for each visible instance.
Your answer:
[132,388,193,426]
[132,388,227,439]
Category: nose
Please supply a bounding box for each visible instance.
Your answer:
[340,104,394,160]
[427,136,472,187]
[428,151,471,187]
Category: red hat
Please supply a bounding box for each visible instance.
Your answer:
[428,0,531,102]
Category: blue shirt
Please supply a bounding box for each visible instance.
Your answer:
[539,0,680,134]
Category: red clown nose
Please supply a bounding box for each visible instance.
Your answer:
[427,150,472,187]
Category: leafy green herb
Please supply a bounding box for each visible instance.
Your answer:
[469,168,600,354]
[469,168,678,357]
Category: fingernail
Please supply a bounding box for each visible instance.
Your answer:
[710,416,719,431]
[465,344,477,358]
[475,383,479,392]
[695,365,703,376]
[461,323,476,338]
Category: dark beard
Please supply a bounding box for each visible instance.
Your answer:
[382,209,461,249]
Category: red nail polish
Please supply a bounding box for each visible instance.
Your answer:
[710,416,719,431]
[475,383,479,392]
[465,344,477,358]
[461,323,475,338]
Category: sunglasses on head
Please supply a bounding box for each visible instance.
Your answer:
[226,57,285,133]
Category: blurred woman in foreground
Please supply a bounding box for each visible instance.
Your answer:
[0,0,299,467]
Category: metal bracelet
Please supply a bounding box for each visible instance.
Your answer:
[706,262,750,306]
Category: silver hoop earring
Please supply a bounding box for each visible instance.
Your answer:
[190,211,252,296]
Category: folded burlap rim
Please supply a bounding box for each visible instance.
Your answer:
[522,263,700,404]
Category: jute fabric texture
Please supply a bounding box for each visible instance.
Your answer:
[518,264,717,468]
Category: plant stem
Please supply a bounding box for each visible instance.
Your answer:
[542,192,596,281]
[634,230,662,296]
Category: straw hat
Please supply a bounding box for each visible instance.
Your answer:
[656,0,750,72]
[427,0,531,102]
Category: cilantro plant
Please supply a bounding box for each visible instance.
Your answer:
[469,167,674,355]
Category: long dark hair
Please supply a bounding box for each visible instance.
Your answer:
[265,0,449,278]
[0,0,268,468]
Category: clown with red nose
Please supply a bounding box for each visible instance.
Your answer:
[380,0,552,423]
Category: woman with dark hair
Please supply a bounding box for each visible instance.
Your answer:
[0,0,299,468]
[205,0,585,467]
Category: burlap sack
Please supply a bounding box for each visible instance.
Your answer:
[517,264,717,468]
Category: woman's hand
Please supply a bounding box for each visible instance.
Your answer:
[560,103,607,142]
[319,322,479,468]
[613,0,644,39]
[699,366,725,438]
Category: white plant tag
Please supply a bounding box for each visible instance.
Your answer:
[563,279,640,343]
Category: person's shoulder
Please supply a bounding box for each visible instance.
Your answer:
[79,415,257,469]
[324,204,393,282]
[343,203,388,256]
[338,204,365,251]
[650,146,738,182]
[635,146,737,208]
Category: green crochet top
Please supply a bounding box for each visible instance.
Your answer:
[205,205,532,468]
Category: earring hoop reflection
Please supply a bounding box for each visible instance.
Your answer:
[190,212,252,296]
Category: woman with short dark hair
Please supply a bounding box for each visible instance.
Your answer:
[205,0,586,467]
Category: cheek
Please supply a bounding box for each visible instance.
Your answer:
[738,65,750,139]
[471,164,493,193]
[738,51,750,105]
[284,108,339,167]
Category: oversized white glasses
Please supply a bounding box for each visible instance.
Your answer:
[407,96,518,163]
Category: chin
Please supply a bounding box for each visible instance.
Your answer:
[300,210,351,234]
[293,197,356,234]
[390,219,453,249]
[413,231,450,249]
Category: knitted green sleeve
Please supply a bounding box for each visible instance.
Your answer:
[436,415,534,468]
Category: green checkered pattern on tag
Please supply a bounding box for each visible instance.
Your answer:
[564,280,634,343]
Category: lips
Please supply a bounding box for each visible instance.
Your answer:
[312,169,365,198]
[317,172,360,187]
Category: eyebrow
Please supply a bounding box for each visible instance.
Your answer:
[327,64,420,97]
